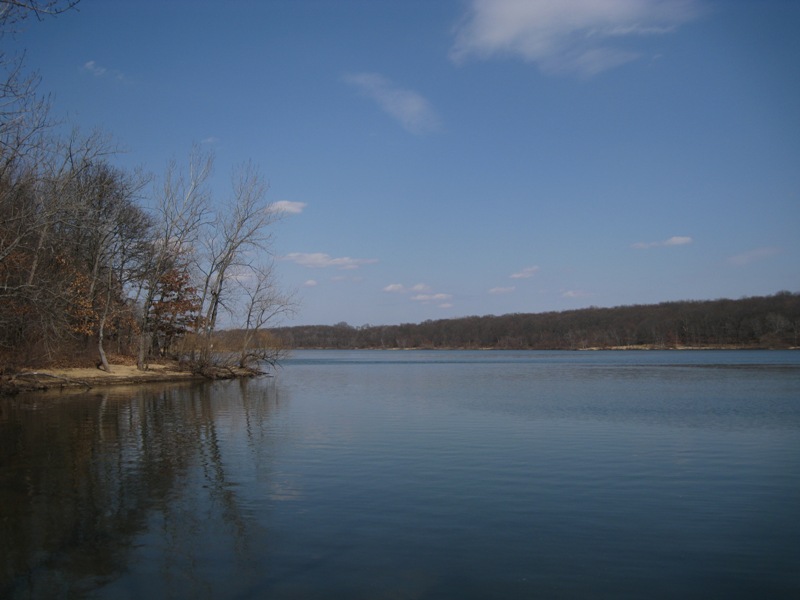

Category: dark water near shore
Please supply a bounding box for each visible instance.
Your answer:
[2,350,799,599]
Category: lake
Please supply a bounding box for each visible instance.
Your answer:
[2,350,799,599]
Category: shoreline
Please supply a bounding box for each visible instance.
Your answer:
[290,345,798,351]
[0,362,262,396]
[3,345,796,396]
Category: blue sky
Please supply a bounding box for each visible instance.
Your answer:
[15,0,800,326]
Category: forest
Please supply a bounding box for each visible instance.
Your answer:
[273,292,800,350]
[0,2,293,372]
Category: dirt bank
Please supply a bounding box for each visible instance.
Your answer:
[0,363,202,395]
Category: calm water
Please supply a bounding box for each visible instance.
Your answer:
[2,350,799,599]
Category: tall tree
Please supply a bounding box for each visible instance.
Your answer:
[196,162,278,361]
[136,148,211,370]
[0,129,119,363]
[235,261,295,369]
[64,161,149,371]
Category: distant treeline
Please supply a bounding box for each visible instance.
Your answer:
[274,292,800,350]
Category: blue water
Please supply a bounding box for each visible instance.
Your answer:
[2,350,799,598]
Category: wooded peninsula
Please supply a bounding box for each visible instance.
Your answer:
[0,2,294,377]
[273,292,800,350]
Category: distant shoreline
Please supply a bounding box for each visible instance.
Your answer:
[3,345,796,396]
[288,345,798,351]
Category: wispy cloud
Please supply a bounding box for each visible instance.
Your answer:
[451,0,701,76]
[383,283,431,294]
[82,60,130,83]
[283,252,378,270]
[384,282,452,308]
[510,266,540,279]
[413,292,454,309]
[728,247,780,266]
[562,290,590,298]
[303,279,318,287]
[632,236,692,249]
[83,60,106,76]
[270,200,307,215]
[344,72,440,134]
[489,286,515,294]
[412,293,453,303]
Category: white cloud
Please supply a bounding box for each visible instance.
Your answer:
[510,266,540,279]
[562,290,590,298]
[83,60,106,76]
[412,293,453,302]
[303,279,318,287]
[270,200,307,215]
[632,236,693,249]
[451,0,700,76]
[344,72,440,134]
[283,252,378,270]
[489,286,516,294]
[383,283,406,293]
[82,60,129,83]
[226,265,255,284]
[201,136,220,145]
[386,282,452,307]
[383,282,431,294]
[664,236,693,246]
[728,247,780,266]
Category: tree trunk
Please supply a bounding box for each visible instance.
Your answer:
[97,274,113,372]
[97,319,112,372]
[137,330,150,370]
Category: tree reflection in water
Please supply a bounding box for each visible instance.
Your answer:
[0,377,284,599]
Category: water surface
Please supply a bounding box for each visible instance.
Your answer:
[2,350,799,598]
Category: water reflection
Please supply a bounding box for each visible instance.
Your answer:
[0,378,284,599]
[3,352,799,599]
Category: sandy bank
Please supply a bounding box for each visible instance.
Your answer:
[1,363,208,395]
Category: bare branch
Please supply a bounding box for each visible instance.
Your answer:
[0,1,80,27]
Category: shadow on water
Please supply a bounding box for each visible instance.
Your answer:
[0,377,284,599]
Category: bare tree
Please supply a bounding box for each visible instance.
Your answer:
[0,0,80,159]
[0,0,83,280]
[136,147,211,370]
[24,129,115,286]
[0,128,120,363]
[0,1,79,24]
[196,162,279,361]
[64,161,149,371]
[235,261,295,370]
